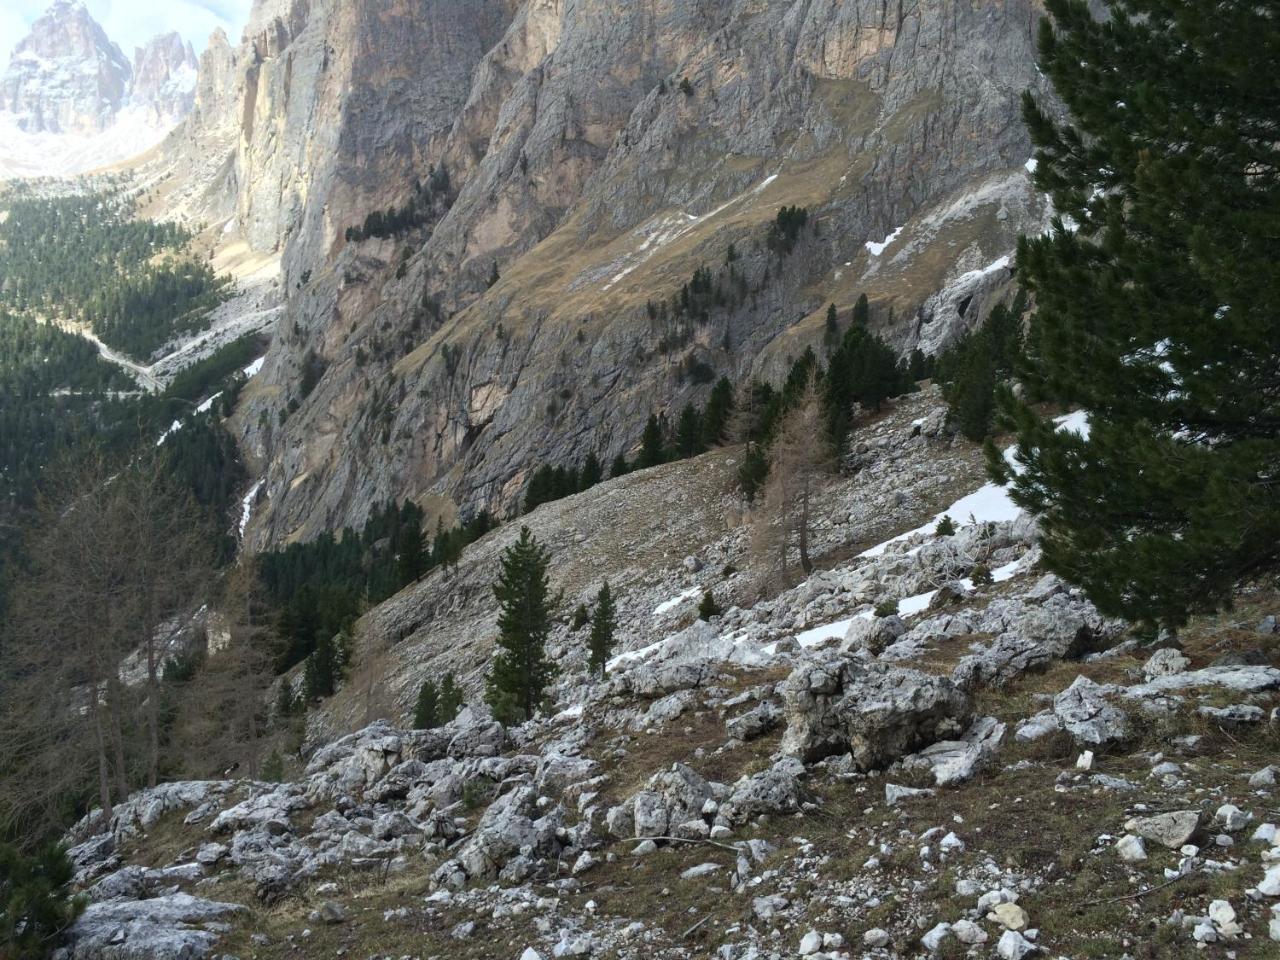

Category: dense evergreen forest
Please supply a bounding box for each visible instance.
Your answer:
[259,504,496,675]
[0,189,228,361]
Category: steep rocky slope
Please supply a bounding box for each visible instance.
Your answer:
[56,388,1280,959]
[144,0,1058,547]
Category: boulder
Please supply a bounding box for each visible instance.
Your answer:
[1125,810,1202,849]
[1142,647,1189,679]
[723,758,805,823]
[952,592,1113,688]
[1124,665,1280,698]
[725,701,781,741]
[1052,676,1130,746]
[841,615,907,656]
[62,893,244,960]
[454,786,561,880]
[780,655,972,767]
[899,716,1006,786]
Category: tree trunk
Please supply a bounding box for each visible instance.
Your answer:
[798,476,813,575]
[106,678,131,800]
[87,685,114,826]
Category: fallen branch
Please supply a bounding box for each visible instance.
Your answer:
[640,835,743,854]
[1082,873,1186,907]
[682,915,712,939]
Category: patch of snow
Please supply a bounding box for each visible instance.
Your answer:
[601,172,781,292]
[195,391,222,414]
[861,411,1090,558]
[865,227,903,257]
[1024,158,1038,174]
[239,481,263,538]
[0,108,175,181]
[242,356,266,378]
[653,587,700,617]
[897,590,940,618]
[991,560,1024,583]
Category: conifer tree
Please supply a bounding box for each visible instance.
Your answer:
[439,672,464,723]
[275,680,297,721]
[609,454,630,479]
[414,678,440,729]
[485,527,556,722]
[638,414,667,468]
[0,841,83,959]
[852,293,869,327]
[992,0,1280,630]
[697,589,722,621]
[823,303,840,347]
[738,442,769,503]
[588,582,617,679]
[304,632,339,701]
[579,452,603,490]
[675,404,705,458]
[701,376,735,447]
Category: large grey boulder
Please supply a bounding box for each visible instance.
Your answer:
[454,786,561,880]
[62,893,245,960]
[841,615,907,656]
[1125,810,1202,849]
[1053,676,1130,746]
[726,701,782,741]
[723,758,806,823]
[1142,647,1190,680]
[899,716,1006,786]
[779,655,972,767]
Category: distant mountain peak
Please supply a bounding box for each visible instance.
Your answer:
[0,0,130,134]
[0,2,202,177]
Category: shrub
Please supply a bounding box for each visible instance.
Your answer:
[935,515,957,537]
[0,842,84,960]
[698,589,722,621]
[874,599,899,618]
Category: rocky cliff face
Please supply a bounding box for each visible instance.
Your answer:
[154,0,1057,547]
[0,0,130,134]
[129,32,199,124]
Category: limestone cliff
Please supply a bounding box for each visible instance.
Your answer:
[155,0,1057,547]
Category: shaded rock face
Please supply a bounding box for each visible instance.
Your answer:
[0,0,131,134]
[153,0,1059,545]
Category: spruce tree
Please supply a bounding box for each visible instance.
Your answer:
[587,582,617,679]
[439,672,464,723]
[697,589,722,621]
[0,842,83,960]
[303,632,339,700]
[414,678,440,728]
[485,527,556,722]
[738,442,769,503]
[675,403,704,459]
[609,454,630,479]
[823,303,840,347]
[993,0,1280,631]
[579,452,603,490]
[701,376,735,447]
[638,414,667,468]
[852,293,869,327]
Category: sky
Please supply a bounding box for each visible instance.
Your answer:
[0,0,254,70]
